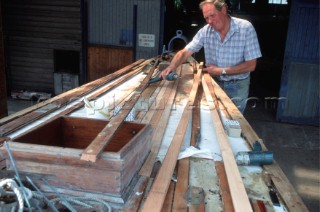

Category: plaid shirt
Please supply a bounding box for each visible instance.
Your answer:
[186,17,262,81]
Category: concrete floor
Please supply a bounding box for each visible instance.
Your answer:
[5,97,320,211]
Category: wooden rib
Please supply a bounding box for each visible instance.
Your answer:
[140,64,202,212]
[80,59,160,162]
[202,73,252,212]
[210,78,308,212]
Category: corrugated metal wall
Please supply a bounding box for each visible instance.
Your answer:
[277,0,319,125]
[2,0,82,93]
[88,0,162,59]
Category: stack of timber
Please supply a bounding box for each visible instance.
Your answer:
[0,56,308,211]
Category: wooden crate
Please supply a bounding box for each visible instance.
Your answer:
[0,116,152,203]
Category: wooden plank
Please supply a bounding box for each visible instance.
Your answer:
[251,199,267,212]
[210,78,308,212]
[202,73,252,212]
[263,163,308,212]
[140,64,202,212]
[215,161,234,212]
[172,158,189,211]
[161,181,175,212]
[80,59,160,162]
[161,164,178,212]
[191,71,202,147]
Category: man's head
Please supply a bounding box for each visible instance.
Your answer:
[199,0,229,32]
[199,0,227,11]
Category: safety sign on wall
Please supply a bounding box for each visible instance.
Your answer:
[138,34,155,48]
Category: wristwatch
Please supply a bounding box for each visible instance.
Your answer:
[221,69,227,76]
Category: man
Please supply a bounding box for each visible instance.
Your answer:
[161,0,262,113]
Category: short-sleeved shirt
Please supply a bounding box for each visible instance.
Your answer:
[186,16,262,81]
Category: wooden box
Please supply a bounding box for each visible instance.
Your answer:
[0,116,152,203]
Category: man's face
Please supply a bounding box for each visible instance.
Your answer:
[202,3,226,32]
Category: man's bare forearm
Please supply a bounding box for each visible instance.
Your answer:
[161,49,193,78]
[203,59,257,76]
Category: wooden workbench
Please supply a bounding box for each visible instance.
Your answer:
[0,57,307,211]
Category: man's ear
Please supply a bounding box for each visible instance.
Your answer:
[222,5,228,14]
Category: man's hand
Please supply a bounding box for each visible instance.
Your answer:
[160,48,194,80]
[160,67,174,80]
[202,64,222,76]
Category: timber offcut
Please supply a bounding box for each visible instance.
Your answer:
[0,55,307,211]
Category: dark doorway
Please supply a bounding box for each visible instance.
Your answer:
[53,50,80,95]
[54,50,80,74]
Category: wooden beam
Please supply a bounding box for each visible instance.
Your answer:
[80,59,160,162]
[140,64,202,212]
[202,73,252,212]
